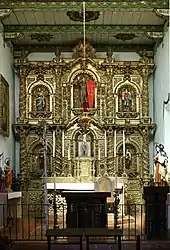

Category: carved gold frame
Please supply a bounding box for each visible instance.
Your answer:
[0,74,9,137]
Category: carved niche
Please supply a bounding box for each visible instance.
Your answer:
[71,72,97,113]
[74,130,94,158]
[117,143,139,178]
[114,77,141,119]
[29,84,51,118]
[27,141,52,178]
[117,84,137,118]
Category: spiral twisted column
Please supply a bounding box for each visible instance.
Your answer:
[54,129,62,176]
[142,128,150,180]
[106,71,114,117]
[20,126,28,190]
[138,60,152,118]
[107,129,114,175]
[17,64,31,120]
[53,68,63,121]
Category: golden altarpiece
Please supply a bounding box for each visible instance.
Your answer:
[14,42,154,206]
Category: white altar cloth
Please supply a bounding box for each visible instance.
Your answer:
[47,182,94,191]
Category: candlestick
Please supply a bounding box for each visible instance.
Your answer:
[54,173,56,191]
[105,131,107,157]
[114,130,116,157]
[123,130,125,157]
[62,131,64,157]
[53,131,56,157]
[98,148,101,160]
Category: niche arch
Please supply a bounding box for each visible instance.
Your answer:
[28,80,53,118]
[69,69,99,110]
[114,80,141,118]
[72,128,97,158]
[117,141,140,178]
[27,140,53,178]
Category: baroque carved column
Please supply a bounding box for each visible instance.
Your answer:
[104,68,114,118]
[53,67,63,122]
[138,58,153,118]
[19,126,29,190]
[141,127,150,180]
[54,128,62,176]
[15,62,31,121]
[107,128,114,175]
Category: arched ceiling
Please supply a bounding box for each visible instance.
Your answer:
[0,1,169,54]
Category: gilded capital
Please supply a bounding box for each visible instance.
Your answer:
[0,9,11,20]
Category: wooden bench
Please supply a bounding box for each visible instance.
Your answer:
[46,228,84,250]
[85,228,123,250]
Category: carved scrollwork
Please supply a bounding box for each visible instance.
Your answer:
[72,41,96,59]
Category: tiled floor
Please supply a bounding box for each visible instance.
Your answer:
[12,241,170,250]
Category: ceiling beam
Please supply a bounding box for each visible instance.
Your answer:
[0,1,169,10]
[4,24,164,34]
[13,43,154,55]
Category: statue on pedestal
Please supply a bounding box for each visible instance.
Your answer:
[36,90,45,112]
[5,158,13,192]
[154,143,168,186]
[0,167,6,192]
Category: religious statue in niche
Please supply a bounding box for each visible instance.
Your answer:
[154,143,168,186]
[117,85,137,118]
[36,90,45,112]
[118,144,137,177]
[122,89,132,108]
[78,134,91,157]
[73,74,96,110]
[125,149,132,170]
[29,144,52,177]
[75,132,93,158]
[31,85,50,118]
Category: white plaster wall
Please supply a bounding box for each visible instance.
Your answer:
[0,31,14,170]
[153,28,170,170]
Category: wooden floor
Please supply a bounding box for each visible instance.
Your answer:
[11,241,170,250]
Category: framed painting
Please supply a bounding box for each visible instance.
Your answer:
[0,74,9,137]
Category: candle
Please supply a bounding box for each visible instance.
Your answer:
[123,130,125,157]
[54,173,56,191]
[114,130,116,157]
[105,131,107,157]
[62,131,64,157]
[53,131,56,157]
[68,148,70,160]
[98,148,101,160]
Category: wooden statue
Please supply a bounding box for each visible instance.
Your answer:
[154,143,168,186]
[0,167,6,193]
[5,159,13,192]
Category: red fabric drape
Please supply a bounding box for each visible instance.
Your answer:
[86,80,96,108]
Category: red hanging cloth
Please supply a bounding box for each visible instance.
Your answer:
[86,80,96,108]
